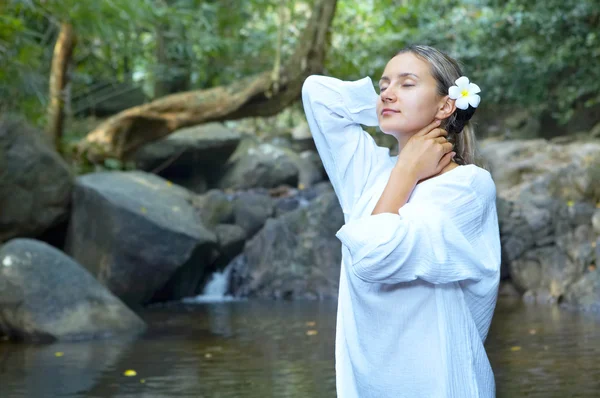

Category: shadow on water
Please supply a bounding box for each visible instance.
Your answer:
[1,297,599,397]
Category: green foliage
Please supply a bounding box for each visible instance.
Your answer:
[1,0,598,130]
[328,0,600,124]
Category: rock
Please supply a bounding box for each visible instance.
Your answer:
[590,122,600,138]
[218,142,299,190]
[290,122,317,152]
[592,210,600,235]
[213,224,246,269]
[498,281,520,297]
[191,189,235,228]
[562,270,600,312]
[596,237,600,267]
[152,223,245,303]
[510,247,578,299]
[0,117,73,242]
[273,181,332,217]
[297,150,326,188]
[0,238,146,341]
[229,186,344,300]
[65,171,218,304]
[484,139,600,306]
[131,123,241,193]
[232,191,274,237]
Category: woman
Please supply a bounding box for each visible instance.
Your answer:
[301,45,501,397]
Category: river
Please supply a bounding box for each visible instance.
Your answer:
[1,295,599,397]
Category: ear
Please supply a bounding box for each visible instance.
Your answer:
[435,95,456,120]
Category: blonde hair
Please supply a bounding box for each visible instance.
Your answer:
[397,45,479,166]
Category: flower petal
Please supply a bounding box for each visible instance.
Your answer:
[468,83,481,94]
[468,94,481,108]
[448,85,461,99]
[455,76,470,88]
[455,96,469,110]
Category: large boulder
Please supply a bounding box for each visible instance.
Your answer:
[0,238,146,341]
[65,171,218,305]
[232,190,274,237]
[228,186,344,300]
[0,117,73,242]
[482,138,600,307]
[218,141,299,190]
[217,136,325,191]
[131,123,241,193]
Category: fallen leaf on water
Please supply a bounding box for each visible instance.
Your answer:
[204,353,213,359]
[528,329,537,335]
[306,330,318,336]
[140,207,147,214]
[123,370,137,377]
[54,352,64,357]
[305,321,316,327]
[567,200,574,208]
[596,202,600,209]
[140,379,146,384]
[298,183,305,190]
[167,181,173,186]
[589,264,596,271]
[510,346,521,352]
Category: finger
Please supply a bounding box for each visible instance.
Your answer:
[426,128,448,138]
[437,151,456,173]
[415,119,441,137]
[441,142,454,153]
[434,136,448,145]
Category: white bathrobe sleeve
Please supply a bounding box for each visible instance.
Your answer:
[301,75,385,216]
[335,174,501,284]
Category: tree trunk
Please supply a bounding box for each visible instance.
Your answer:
[77,0,338,163]
[47,22,76,151]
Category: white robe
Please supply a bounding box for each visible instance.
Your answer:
[302,75,501,398]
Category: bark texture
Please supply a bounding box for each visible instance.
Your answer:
[77,0,338,162]
[47,23,76,150]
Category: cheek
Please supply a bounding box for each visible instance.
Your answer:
[403,93,438,120]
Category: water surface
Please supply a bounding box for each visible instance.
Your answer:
[1,297,599,397]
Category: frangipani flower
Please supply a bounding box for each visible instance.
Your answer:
[448,76,481,110]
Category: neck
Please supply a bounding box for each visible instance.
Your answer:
[395,132,412,152]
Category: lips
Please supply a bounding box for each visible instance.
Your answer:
[381,108,400,115]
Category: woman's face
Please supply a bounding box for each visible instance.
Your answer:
[376,52,446,137]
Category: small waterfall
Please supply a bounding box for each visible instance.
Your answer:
[182,262,239,303]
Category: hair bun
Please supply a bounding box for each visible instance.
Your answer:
[449,106,476,134]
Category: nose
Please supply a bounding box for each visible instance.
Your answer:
[380,89,396,103]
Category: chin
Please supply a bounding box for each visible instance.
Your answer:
[378,122,406,136]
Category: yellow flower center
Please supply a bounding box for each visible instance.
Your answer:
[461,89,469,97]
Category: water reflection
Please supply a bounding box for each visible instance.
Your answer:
[0,298,599,397]
[0,338,135,397]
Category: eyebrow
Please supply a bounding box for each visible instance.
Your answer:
[379,73,420,83]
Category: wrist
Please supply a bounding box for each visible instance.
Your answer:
[391,164,419,186]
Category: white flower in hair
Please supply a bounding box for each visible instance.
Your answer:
[448,76,481,110]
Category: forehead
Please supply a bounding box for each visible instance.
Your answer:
[381,52,433,80]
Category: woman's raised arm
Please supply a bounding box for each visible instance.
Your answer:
[302,75,389,216]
